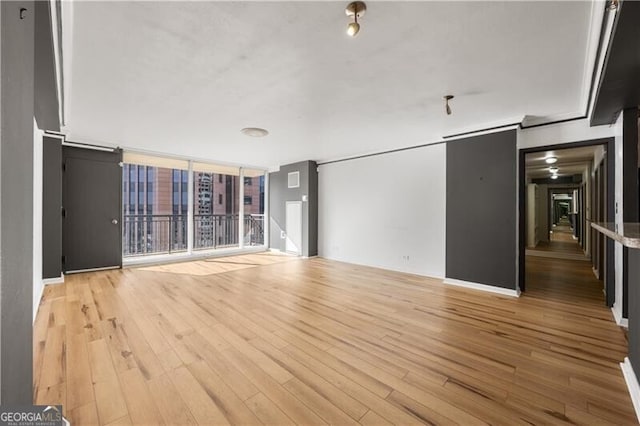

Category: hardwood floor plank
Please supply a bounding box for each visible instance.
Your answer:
[118,368,165,425]
[68,402,100,426]
[147,374,197,425]
[245,392,294,425]
[66,331,95,411]
[358,410,394,426]
[220,346,327,425]
[187,360,263,425]
[169,366,231,426]
[32,253,635,425]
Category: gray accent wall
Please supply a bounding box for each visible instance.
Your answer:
[43,136,62,279]
[446,130,517,290]
[269,161,318,257]
[1,0,35,404]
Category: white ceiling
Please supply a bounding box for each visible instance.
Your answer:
[62,1,599,169]
[525,145,600,179]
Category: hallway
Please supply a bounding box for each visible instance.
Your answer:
[525,254,607,306]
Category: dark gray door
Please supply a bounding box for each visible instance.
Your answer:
[63,146,122,272]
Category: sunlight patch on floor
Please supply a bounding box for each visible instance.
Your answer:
[137,252,297,276]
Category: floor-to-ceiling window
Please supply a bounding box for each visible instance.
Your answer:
[243,170,266,246]
[122,153,266,258]
[122,156,190,256]
[192,163,240,250]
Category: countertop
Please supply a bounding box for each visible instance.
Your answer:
[591,222,640,249]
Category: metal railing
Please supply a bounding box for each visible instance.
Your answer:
[123,215,187,256]
[193,214,240,250]
[124,213,265,256]
[244,214,265,247]
[193,213,265,249]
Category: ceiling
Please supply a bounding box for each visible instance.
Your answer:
[525,145,601,180]
[62,1,599,169]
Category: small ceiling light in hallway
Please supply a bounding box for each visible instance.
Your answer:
[545,156,558,164]
[551,174,558,179]
[443,95,454,115]
[549,166,558,173]
[345,2,366,37]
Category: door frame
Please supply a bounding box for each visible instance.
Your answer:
[518,137,615,307]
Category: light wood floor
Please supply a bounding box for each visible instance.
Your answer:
[34,252,636,425]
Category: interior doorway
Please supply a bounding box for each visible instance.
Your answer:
[519,138,615,307]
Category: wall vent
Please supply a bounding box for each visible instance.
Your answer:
[288,171,300,188]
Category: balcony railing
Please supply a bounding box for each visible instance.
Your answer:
[123,215,187,256]
[193,214,239,249]
[124,213,265,256]
[245,214,265,246]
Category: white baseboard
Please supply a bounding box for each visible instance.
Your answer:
[443,278,520,297]
[621,357,640,423]
[42,274,65,285]
[612,306,629,328]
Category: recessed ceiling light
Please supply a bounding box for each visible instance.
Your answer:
[545,156,558,164]
[550,174,558,180]
[241,128,269,138]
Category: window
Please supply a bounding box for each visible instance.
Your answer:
[123,163,188,256]
[123,154,260,256]
[193,170,239,250]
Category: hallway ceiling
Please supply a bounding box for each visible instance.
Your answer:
[62,1,600,168]
[526,145,600,180]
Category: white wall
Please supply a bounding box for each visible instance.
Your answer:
[613,113,625,324]
[318,143,446,278]
[33,120,44,322]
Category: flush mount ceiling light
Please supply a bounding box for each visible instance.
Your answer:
[345,1,366,37]
[545,156,558,164]
[443,95,454,115]
[551,174,558,180]
[549,166,559,173]
[241,127,269,138]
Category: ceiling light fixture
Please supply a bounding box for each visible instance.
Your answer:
[443,95,454,115]
[551,174,558,180]
[241,127,269,138]
[345,2,366,37]
[549,166,558,173]
[545,156,558,164]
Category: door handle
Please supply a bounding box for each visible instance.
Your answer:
[111,219,118,225]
